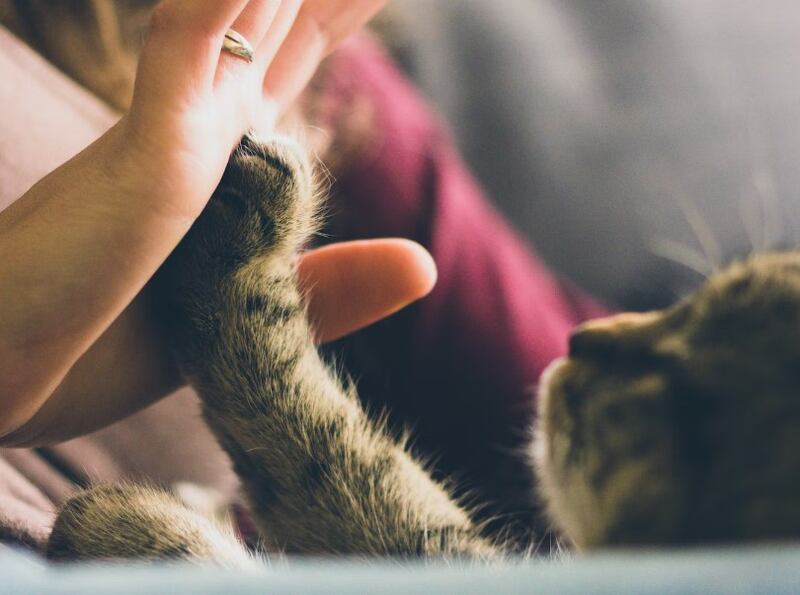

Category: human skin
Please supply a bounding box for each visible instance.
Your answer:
[0,0,437,444]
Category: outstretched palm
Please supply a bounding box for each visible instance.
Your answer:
[122,0,386,221]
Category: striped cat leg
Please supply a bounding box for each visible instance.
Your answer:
[157,136,500,558]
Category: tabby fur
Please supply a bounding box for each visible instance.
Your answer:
[534,255,800,548]
[47,135,498,564]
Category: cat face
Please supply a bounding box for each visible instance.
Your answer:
[534,253,800,548]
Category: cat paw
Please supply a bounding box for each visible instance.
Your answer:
[232,132,319,254]
[200,132,318,267]
[153,133,319,349]
[159,132,318,287]
[47,485,258,569]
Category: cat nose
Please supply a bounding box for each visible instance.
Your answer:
[568,312,660,358]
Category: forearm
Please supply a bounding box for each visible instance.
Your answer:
[0,119,192,437]
[0,288,182,447]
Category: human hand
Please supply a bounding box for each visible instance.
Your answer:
[117,0,386,221]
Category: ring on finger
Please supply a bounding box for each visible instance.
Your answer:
[222,28,255,63]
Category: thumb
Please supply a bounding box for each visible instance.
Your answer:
[297,239,437,344]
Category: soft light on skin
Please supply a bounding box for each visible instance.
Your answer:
[298,238,438,343]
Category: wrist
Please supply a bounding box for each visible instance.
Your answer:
[96,117,208,226]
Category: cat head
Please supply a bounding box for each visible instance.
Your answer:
[534,252,800,548]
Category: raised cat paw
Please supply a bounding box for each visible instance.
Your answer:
[153,133,319,366]
[161,132,317,288]
[232,132,319,256]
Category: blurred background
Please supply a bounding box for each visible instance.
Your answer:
[387,0,800,309]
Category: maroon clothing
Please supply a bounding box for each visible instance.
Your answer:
[321,38,607,542]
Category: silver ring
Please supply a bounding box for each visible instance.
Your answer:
[222,28,255,63]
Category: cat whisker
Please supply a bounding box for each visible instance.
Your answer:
[649,237,713,279]
[738,187,763,256]
[741,113,784,255]
[638,154,720,274]
[674,192,722,273]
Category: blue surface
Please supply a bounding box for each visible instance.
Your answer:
[1,545,799,594]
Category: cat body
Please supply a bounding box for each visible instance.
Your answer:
[46,136,800,565]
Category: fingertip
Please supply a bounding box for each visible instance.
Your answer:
[389,238,438,301]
